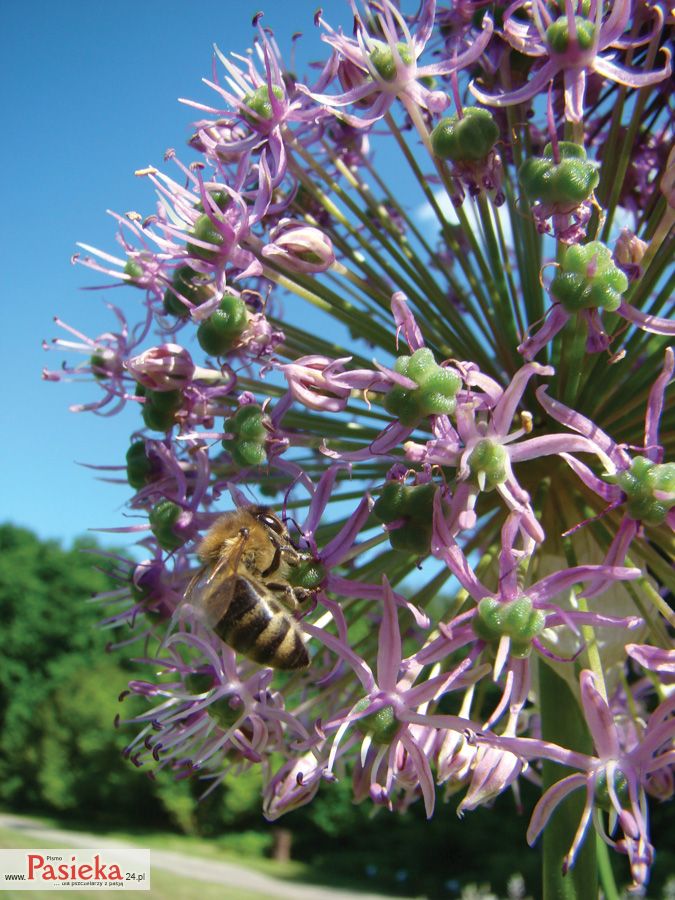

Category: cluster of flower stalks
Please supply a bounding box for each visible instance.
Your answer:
[46,0,674,895]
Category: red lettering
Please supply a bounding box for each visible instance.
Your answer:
[94,856,106,879]
[78,864,93,879]
[108,864,123,880]
[27,855,44,879]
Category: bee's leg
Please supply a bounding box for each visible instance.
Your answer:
[265,582,300,611]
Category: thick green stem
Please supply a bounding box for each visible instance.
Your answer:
[539,663,597,900]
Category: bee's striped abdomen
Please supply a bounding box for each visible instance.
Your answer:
[214,577,308,670]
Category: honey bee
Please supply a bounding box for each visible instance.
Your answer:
[186,505,311,670]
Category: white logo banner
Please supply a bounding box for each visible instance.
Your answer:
[0,849,150,890]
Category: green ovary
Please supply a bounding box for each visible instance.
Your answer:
[612,458,675,526]
[473,596,546,658]
[383,348,461,426]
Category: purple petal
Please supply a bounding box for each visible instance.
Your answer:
[398,729,436,818]
[391,292,425,351]
[303,623,375,692]
[644,347,674,459]
[526,773,587,844]
[377,579,403,692]
[626,644,675,676]
[470,59,557,109]
[580,670,619,759]
[492,363,553,436]
[528,563,640,603]
[593,48,672,89]
[321,494,373,567]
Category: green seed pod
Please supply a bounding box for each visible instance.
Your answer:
[209,696,243,728]
[368,40,412,81]
[230,404,267,441]
[389,522,433,555]
[503,597,546,641]
[149,500,186,551]
[546,15,596,53]
[163,265,215,317]
[385,349,461,426]
[229,440,267,468]
[222,404,268,468]
[197,295,248,356]
[613,457,675,525]
[473,597,503,641]
[430,108,500,163]
[373,481,409,523]
[242,84,284,121]
[473,596,545,656]
[468,439,509,491]
[519,142,599,206]
[186,214,225,261]
[551,242,627,313]
[404,347,436,380]
[354,699,400,744]
[90,352,111,380]
[194,190,230,213]
[184,672,215,695]
[594,768,630,812]
[383,387,425,426]
[404,482,436,520]
[651,462,675,494]
[123,259,144,282]
[125,441,155,489]
[141,389,182,432]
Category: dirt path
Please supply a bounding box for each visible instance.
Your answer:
[0,812,410,900]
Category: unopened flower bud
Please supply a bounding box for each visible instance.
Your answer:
[263,754,324,821]
[614,228,648,280]
[281,355,352,412]
[127,344,195,391]
[262,220,335,274]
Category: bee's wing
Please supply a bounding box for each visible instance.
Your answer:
[184,559,238,629]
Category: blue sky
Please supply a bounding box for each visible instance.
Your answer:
[2,0,355,550]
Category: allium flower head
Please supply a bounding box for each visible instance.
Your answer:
[51,1,674,894]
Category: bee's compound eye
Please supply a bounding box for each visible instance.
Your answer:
[260,513,284,534]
